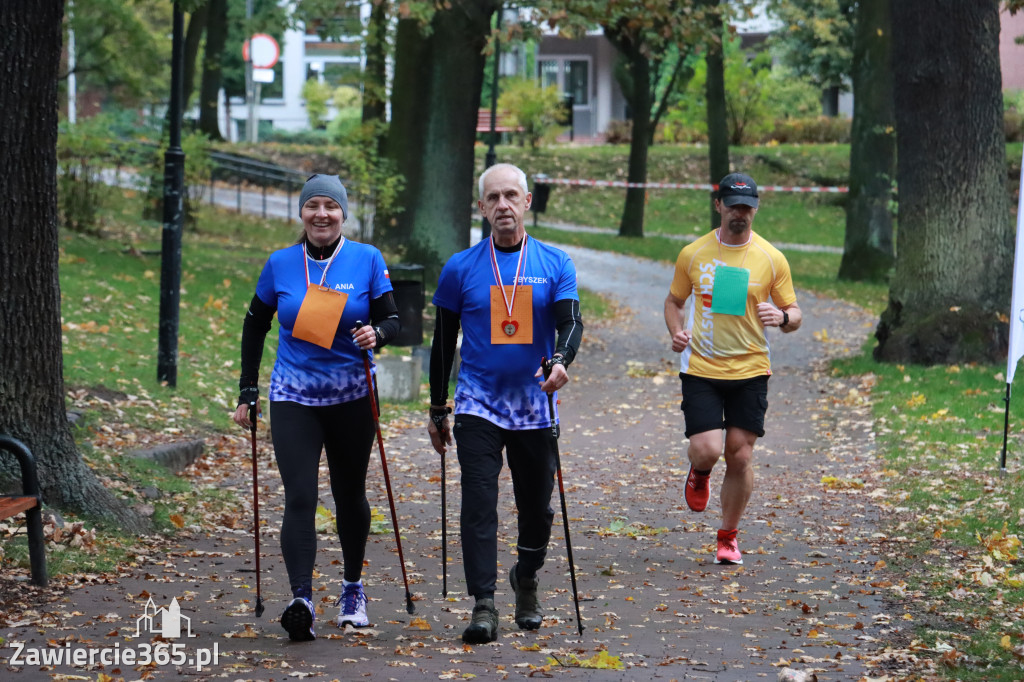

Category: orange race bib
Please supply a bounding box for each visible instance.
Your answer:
[292,285,348,349]
[490,285,533,344]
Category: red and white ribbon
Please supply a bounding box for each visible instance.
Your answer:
[532,177,848,193]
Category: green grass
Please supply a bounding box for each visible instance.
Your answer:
[493,144,850,247]
[535,185,847,247]
[578,287,615,321]
[3,531,133,575]
[831,353,1024,680]
[528,225,890,314]
[60,194,297,432]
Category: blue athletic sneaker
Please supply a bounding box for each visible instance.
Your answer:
[281,596,316,641]
[336,581,370,627]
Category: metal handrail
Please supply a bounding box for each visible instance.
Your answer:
[208,152,309,223]
[206,152,363,227]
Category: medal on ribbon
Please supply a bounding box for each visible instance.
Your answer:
[489,237,533,345]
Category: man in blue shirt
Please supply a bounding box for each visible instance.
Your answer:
[427,163,584,643]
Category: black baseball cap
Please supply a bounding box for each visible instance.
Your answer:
[717,173,759,208]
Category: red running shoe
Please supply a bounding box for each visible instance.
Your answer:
[715,528,742,565]
[684,465,710,512]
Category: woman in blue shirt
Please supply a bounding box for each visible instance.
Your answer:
[232,174,400,641]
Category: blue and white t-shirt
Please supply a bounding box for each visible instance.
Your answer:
[256,240,393,406]
[433,236,578,430]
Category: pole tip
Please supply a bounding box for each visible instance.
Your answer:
[406,595,416,615]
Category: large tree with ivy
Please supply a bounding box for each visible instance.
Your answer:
[837,0,895,282]
[384,0,499,270]
[874,0,1010,364]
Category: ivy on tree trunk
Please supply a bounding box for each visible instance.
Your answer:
[386,1,497,274]
[839,0,895,283]
[876,0,1011,364]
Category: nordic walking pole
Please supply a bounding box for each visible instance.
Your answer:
[430,406,451,597]
[248,403,265,618]
[357,323,415,614]
[441,447,448,597]
[542,357,584,636]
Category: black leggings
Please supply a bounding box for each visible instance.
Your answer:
[270,398,375,595]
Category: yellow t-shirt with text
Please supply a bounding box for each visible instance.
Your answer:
[669,230,796,380]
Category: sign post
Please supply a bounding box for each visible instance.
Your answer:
[242,33,279,142]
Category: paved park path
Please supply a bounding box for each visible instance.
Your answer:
[1,238,909,681]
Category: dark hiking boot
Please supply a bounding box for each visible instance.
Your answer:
[509,563,542,630]
[461,597,499,644]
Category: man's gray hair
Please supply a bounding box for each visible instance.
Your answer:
[478,163,529,198]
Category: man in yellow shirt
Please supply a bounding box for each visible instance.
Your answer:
[663,173,802,565]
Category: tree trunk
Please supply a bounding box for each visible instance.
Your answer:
[0,0,148,532]
[617,46,651,238]
[362,0,388,127]
[182,2,209,112]
[386,1,496,274]
[876,0,1010,364]
[839,0,895,282]
[198,0,227,140]
[821,86,840,117]
[704,1,730,231]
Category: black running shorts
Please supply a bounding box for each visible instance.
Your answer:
[679,373,769,438]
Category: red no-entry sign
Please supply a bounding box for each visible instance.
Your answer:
[243,33,280,69]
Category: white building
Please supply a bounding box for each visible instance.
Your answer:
[220,3,367,141]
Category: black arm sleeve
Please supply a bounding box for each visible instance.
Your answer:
[239,294,276,390]
[429,306,461,406]
[553,297,584,367]
[369,291,401,348]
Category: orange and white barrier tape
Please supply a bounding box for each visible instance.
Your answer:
[532,177,848,193]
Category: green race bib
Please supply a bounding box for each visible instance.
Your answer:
[710,265,750,316]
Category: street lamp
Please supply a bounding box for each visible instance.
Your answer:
[481,7,505,241]
[157,3,186,386]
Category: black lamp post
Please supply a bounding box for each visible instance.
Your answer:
[481,6,504,241]
[157,3,186,387]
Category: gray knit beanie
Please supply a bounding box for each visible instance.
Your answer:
[299,174,348,219]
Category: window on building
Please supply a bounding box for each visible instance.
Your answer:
[537,57,590,105]
[539,60,558,90]
[565,60,589,106]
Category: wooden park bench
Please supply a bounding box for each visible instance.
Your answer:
[0,435,48,586]
[476,108,523,134]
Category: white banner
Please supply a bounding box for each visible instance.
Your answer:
[1007,146,1024,384]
